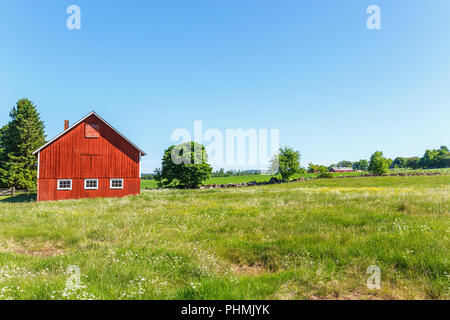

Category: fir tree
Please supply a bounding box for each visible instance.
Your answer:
[0,99,46,189]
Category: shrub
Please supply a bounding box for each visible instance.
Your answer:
[317,172,333,179]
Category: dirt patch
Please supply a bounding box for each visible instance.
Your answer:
[0,239,64,257]
[310,287,408,300]
[232,264,267,276]
[330,291,393,300]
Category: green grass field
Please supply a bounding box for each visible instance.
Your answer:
[140,169,450,189]
[141,174,279,189]
[141,171,370,189]
[0,174,449,300]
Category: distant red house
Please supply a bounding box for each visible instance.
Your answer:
[33,112,146,202]
[329,167,354,173]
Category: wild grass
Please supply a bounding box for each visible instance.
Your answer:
[0,174,449,300]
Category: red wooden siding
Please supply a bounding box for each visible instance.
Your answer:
[37,114,142,201]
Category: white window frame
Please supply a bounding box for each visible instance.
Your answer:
[57,179,72,191]
[110,178,124,190]
[84,179,99,190]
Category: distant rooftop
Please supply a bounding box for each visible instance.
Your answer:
[331,167,354,171]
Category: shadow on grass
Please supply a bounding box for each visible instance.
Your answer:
[0,193,36,203]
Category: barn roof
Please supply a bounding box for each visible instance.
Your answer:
[32,111,146,156]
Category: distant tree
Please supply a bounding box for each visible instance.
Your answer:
[386,158,393,169]
[141,174,155,180]
[270,146,301,181]
[352,159,369,171]
[438,145,449,155]
[0,99,46,189]
[328,164,337,170]
[391,157,407,169]
[308,163,327,173]
[159,141,212,188]
[212,168,261,177]
[422,149,438,168]
[406,157,420,169]
[337,160,352,168]
[368,151,390,176]
[435,146,449,168]
[419,146,450,168]
[438,155,450,168]
[153,168,163,188]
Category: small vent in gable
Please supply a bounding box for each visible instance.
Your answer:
[85,123,100,138]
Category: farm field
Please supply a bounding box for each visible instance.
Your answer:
[141,172,371,189]
[141,174,278,189]
[0,174,449,300]
[140,168,450,189]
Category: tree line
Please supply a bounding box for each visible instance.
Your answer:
[325,146,450,171]
[390,146,450,169]
[211,169,262,177]
[0,99,46,190]
[154,142,450,188]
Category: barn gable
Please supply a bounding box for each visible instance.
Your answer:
[34,112,146,201]
[33,111,146,156]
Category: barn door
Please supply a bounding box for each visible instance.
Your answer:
[80,154,104,178]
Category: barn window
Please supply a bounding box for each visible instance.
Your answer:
[57,180,72,190]
[84,179,98,190]
[110,179,123,189]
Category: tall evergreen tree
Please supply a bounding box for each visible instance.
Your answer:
[0,99,46,189]
[0,124,8,163]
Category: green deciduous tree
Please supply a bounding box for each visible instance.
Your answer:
[0,99,46,189]
[419,146,449,169]
[308,163,327,173]
[352,159,369,171]
[337,160,352,168]
[270,146,301,181]
[391,157,407,169]
[159,141,212,188]
[368,151,390,176]
[406,157,420,169]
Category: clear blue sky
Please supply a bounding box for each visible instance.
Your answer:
[1,1,449,172]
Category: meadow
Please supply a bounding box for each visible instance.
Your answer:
[141,169,450,189]
[0,174,448,300]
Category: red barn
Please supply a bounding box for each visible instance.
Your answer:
[33,112,146,202]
